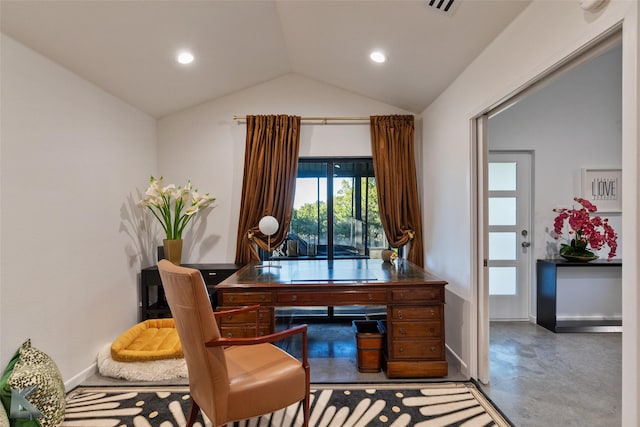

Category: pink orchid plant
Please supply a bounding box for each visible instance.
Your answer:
[552,197,617,260]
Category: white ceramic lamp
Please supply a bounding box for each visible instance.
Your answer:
[257,215,281,269]
[259,215,279,236]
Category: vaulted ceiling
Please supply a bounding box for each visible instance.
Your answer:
[0,0,531,118]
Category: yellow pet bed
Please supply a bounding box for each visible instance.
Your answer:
[111,318,182,362]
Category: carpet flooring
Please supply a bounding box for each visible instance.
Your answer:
[63,382,511,427]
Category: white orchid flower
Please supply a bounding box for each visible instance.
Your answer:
[192,190,215,207]
[178,186,190,203]
[152,196,165,207]
[138,177,215,240]
[162,184,178,198]
[199,196,215,208]
[185,205,200,216]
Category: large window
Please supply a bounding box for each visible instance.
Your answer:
[272,158,387,260]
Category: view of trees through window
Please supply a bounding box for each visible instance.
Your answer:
[273,158,387,259]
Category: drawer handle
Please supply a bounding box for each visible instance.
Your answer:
[208,272,217,276]
[226,332,233,338]
[226,315,232,321]
[229,296,234,302]
[258,313,264,320]
[399,292,404,299]
[399,347,404,353]
[429,327,436,334]
[292,295,297,302]
[429,309,435,316]
[367,294,373,300]
[260,295,266,301]
[397,310,403,319]
[430,346,437,353]
[399,328,406,335]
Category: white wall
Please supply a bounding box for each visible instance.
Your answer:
[489,44,622,261]
[156,73,414,264]
[556,266,622,320]
[0,35,157,387]
[420,0,638,424]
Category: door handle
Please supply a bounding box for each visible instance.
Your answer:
[521,241,531,248]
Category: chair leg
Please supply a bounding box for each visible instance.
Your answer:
[302,396,310,427]
[303,362,310,427]
[186,398,200,427]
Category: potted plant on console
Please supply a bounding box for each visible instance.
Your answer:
[552,197,618,262]
[139,176,215,265]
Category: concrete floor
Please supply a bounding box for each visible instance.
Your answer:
[482,321,621,427]
[84,318,622,426]
[279,319,466,383]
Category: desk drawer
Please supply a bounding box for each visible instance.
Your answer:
[392,288,442,303]
[221,292,273,305]
[219,325,272,338]
[390,339,444,360]
[216,307,274,338]
[217,309,271,324]
[390,306,441,320]
[391,321,442,338]
[277,290,387,305]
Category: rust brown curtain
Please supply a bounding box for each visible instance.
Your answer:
[234,115,301,265]
[370,115,424,267]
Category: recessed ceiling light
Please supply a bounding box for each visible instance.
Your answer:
[176,51,194,65]
[370,51,386,63]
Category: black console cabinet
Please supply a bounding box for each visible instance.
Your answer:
[140,263,241,321]
[536,258,622,333]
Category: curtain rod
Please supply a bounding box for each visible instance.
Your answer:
[232,115,371,123]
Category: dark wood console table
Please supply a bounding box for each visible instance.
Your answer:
[140,263,241,321]
[216,259,448,378]
[536,259,622,333]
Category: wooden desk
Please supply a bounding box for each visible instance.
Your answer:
[216,259,448,378]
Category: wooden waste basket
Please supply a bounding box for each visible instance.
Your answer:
[353,320,386,373]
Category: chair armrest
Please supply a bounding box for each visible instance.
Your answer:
[206,324,308,365]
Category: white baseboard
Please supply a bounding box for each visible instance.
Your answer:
[445,343,469,378]
[556,315,623,321]
[65,363,97,391]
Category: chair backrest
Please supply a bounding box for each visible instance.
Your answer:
[157,260,231,423]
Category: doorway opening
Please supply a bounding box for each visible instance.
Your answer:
[475,30,623,384]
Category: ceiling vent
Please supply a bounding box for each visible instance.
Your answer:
[426,0,458,14]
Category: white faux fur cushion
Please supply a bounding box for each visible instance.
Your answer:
[97,344,187,381]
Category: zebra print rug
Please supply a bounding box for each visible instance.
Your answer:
[63,382,512,427]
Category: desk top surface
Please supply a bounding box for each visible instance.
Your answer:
[217,259,447,288]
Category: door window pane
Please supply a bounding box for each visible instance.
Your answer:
[290,176,327,254]
[488,197,516,225]
[488,162,517,191]
[333,176,362,256]
[489,267,517,295]
[489,232,517,260]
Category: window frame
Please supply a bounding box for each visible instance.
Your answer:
[269,156,383,261]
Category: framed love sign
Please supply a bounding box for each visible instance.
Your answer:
[581,168,622,213]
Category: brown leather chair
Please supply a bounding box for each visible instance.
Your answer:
[157,260,310,427]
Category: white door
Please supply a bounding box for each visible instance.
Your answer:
[488,152,532,320]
